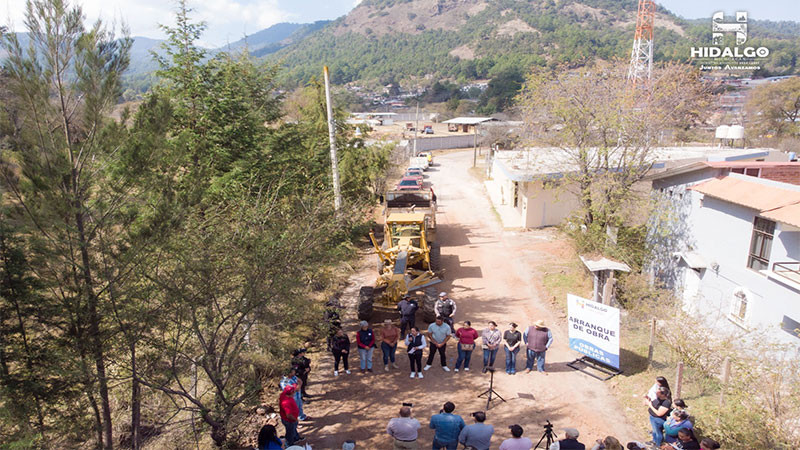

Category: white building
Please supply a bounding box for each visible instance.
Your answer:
[648,163,800,351]
[484,147,781,229]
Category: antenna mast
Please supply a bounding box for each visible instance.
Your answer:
[627,0,656,85]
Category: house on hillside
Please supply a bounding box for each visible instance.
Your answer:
[484,147,784,229]
[647,163,800,351]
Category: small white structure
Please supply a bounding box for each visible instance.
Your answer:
[714,124,745,147]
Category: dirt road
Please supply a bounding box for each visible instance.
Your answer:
[301,150,639,448]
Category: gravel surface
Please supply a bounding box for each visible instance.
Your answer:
[297,149,639,449]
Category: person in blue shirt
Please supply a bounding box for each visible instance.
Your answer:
[279,368,307,421]
[429,401,465,450]
[257,424,284,449]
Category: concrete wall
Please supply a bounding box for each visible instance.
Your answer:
[412,135,476,151]
[520,181,579,228]
[485,159,579,228]
[648,172,800,351]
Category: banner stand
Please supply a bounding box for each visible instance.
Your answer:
[566,356,623,381]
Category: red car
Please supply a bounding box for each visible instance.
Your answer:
[396,176,423,190]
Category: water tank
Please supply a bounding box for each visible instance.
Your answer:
[728,125,745,140]
[715,125,730,139]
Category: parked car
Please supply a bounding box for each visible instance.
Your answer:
[396,176,424,190]
[422,125,434,134]
[405,168,424,177]
[418,152,433,165]
[410,156,429,170]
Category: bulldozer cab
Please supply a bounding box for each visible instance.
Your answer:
[388,220,424,249]
[385,212,431,248]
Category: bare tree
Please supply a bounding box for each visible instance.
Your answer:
[746,77,800,140]
[516,61,712,249]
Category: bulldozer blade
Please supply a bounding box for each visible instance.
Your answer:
[415,278,442,289]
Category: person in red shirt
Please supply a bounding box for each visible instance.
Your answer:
[454,321,479,372]
[279,385,301,445]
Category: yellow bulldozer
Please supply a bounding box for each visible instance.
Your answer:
[358,211,441,322]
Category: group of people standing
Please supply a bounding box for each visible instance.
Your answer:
[642,376,721,450]
[330,292,555,379]
[273,349,314,447]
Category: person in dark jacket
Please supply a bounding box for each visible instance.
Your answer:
[331,328,351,376]
[549,427,585,450]
[356,320,376,373]
[397,295,419,337]
[291,349,312,399]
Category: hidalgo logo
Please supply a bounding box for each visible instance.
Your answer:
[712,11,747,45]
[690,11,769,59]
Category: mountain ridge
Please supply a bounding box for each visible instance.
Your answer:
[267,0,800,86]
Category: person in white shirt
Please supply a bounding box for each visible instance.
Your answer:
[499,424,533,450]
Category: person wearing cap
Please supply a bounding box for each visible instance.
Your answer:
[503,323,522,375]
[356,320,376,373]
[434,292,457,333]
[424,316,452,372]
[499,424,533,450]
[386,406,421,449]
[342,439,356,450]
[523,320,552,373]
[291,349,312,399]
[381,319,400,372]
[458,411,494,450]
[549,427,585,450]
[397,295,419,337]
[279,367,307,421]
[279,385,301,446]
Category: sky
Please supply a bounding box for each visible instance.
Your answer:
[2,0,798,48]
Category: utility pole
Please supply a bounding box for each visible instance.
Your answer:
[414,101,419,157]
[473,124,478,167]
[323,66,342,211]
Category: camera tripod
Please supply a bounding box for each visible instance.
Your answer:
[477,367,506,410]
[535,420,557,449]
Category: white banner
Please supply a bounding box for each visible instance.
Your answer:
[567,294,620,369]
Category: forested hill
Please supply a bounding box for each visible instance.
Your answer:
[269,0,800,85]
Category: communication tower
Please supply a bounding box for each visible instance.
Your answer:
[627,0,656,84]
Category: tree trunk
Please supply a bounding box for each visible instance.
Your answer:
[88,390,104,450]
[73,181,113,450]
[131,341,141,450]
